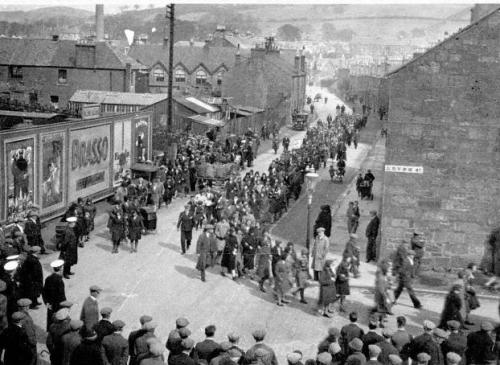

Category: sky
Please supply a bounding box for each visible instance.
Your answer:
[0,0,487,14]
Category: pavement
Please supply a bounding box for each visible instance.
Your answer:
[31,86,499,365]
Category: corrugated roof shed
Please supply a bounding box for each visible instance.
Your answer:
[70,90,168,106]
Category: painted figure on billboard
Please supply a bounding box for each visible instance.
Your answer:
[5,137,35,221]
[134,118,149,163]
[41,133,64,210]
[113,120,132,186]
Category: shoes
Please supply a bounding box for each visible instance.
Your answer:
[414,305,423,310]
[300,299,308,304]
[63,275,70,279]
[69,272,75,275]
[201,278,206,282]
[465,320,474,325]
[276,302,284,306]
[282,299,291,304]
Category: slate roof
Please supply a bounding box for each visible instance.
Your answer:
[128,44,247,74]
[70,90,168,106]
[0,38,145,70]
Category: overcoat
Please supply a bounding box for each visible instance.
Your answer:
[319,266,337,305]
[312,235,329,271]
[128,215,145,241]
[60,226,78,265]
[196,233,218,270]
[274,259,292,296]
[335,262,350,295]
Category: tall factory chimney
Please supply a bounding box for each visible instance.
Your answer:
[96,4,104,41]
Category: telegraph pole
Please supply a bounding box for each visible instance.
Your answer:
[166,3,176,158]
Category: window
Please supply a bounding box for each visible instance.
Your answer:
[58,69,67,84]
[9,66,22,79]
[195,69,207,85]
[153,67,165,82]
[175,69,186,82]
[216,70,224,85]
[50,95,59,109]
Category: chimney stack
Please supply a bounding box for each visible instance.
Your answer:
[300,46,306,72]
[294,50,300,71]
[235,44,241,66]
[96,4,104,41]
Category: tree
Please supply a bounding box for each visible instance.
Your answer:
[321,22,336,41]
[133,4,140,10]
[276,24,302,42]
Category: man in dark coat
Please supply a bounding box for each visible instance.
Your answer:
[410,231,425,275]
[1,260,20,321]
[24,211,47,253]
[70,328,106,365]
[129,315,152,365]
[47,308,72,365]
[94,307,115,343]
[393,250,422,309]
[17,298,37,365]
[409,321,443,365]
[191,325,221,363]
[177,205,195,254]
[244,329,278,365]
[440,321,466,365]
[0,311,34,365]
[376,329,399,365]
[102,320,129,365]
[314,205,332,238]
[42,259,66,331]
[196,225,217,282]
[362,320,384,358]
[80,285,101,332]
[170,338,196,365]
[341,312,365,355]
[365,211,380,263]
[60,217,78,279]
[18,246,43,308]
[465,321,496,365]
[61,320,83,365]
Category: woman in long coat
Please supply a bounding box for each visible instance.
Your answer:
[128,210,144,253]
[292,249,310,304]
[374,259,393,315]
[439,284,464,329]
[108,208,126,254]
[314,205,332,238]
[221,228,238,279]
[335,256,351,312]
[274,252,292,306]
[319,259,337,317]
[59,218,78,278]
[256,235,273,292]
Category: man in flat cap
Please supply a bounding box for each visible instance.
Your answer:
[366,344,382,365]
[410,231,426,276]
[317,352,333,365]
[393,250,422,309]
[142,340,165,365]
[312,227,330,281]
[441,321,466,365]
[94,307,115,343]
[318,327,341,354]
[130,315,153,365]
[134,321,158,365]
[192,324,222,364]
[196,225,217,282]
[376,328,399,365]
[169,337,195,365]
[43,259,66,331]
[365,210,380,263]
[46,307,71,365]
[227,332,244,356]
[445,352,461,365]
[416,352,431,365]
[345,338,366,365]
[0,311,34,365]
[244,329,278,365]
[80,285,101,332]
[17,245,43,308]
[177,205,195,255]
[210,341,232,365]
[70,328,105,365]
[166,317,189,359]
[286,352,303,365]
[388,354,403,365]
[102,320,128,365]
[17,298,37,364]
[409,321,442,365]
[61,319,83,365]
[60,217,78,279]
[465,321,496,365]
[361,318,384,358]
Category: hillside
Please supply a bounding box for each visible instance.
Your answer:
[0,6,92,23]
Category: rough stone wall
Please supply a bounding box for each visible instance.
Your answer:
[381,11,500,270]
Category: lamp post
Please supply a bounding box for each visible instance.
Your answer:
[305,171,319,251]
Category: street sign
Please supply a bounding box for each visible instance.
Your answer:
[385,165,423,174]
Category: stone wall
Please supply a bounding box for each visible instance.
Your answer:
[381,10,500,270]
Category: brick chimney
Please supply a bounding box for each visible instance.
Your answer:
[95,4,104,42]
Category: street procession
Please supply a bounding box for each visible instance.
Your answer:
[0,2,498,365]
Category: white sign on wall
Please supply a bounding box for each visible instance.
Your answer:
[385,165,424,174]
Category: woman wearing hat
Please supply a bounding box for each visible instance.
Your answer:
[335,255,351,313]
[128,210,145,253]
[374,259,393,315]
[439,283,464,329]
[274,252,293,306]
[292,249,310,304]
[318,259,337,317]
[221,227,239,280]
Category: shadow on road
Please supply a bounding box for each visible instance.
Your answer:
[174,264,200,280]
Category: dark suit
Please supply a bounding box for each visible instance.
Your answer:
[177,212,194,253]
[466,330,496,365]
[94,319,115,343]
[129,328,147,365]
[69,338,106,365]
[24,218,45,251]
[60,226,78,276]
[345,351,366,365]
[365,215,380,262]
[0,324,34,365]
[80,296,99,332]
[376,341,399,365]
[341,323,365,355]
[61,331,82,365]
[18,252,43,305]
[441,332,466,365]
[42,272,66,330]
[102,332,129,365]
[361,331,384,358]
[192,338,222,363]
[47,319,71,365]
[393,257,421,308]
[410,333,443,365]
[170,352,196,365]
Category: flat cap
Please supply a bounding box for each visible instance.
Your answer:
[255,348,268,357]
[66,216,77,223]
[407,250,416,256]
[317,352,333,364]
[4,261,18,271]
[89,285,102,292]
[112,320,125,330]
[446,352,461,364]
[316,227,325,232]
[140,315,153,325]
[100,307,112,316]
[417,353,431,362]
[349,338,363,352]
[388,354,403,365]
[369,344,382,356]
[228,332,240,342]
[178,327,191,338]
[29,246,41,253]
[50,259,64,268]
[60,300,74,308]
[423,320,435,330]
[220,341,232,351]
[70,319,84,330]
[328,327,340,337]
[17,298,32,307]
[328,342,342,355]
[252,328,266,340]
[144,321,157,331]
[433,328,448,339]
[176,317,189,327]
[55,308,70,321]
[228,348,243,358]
[447,320,460,331]
[287,352,302,364]
[481,321,494,331]
[181,338,195,350]
[0,280,6,292]
[11,311,25,321]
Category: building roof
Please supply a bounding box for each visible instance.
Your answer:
[0,38,146,70]
[187,114,225,127]
[231,104,265,113]
[185,97,219,113]
[70,90,168,106]
[128,44,247,74]
[0,110,61,119]
[387,6,500,77]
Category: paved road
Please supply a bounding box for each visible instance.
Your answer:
[31,86,498,365]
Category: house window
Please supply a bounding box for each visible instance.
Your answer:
[9,66,22,79]
[58,69,67,84]
[153,68,165,82]
[195,69,207,85]
[50,95,59,109]
[216,70,224,85]
[175,69,186,82]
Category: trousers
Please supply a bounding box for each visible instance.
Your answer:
[180,230,192,253]
[394,279,421,308]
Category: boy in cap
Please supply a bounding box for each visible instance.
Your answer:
[170,338,196,365]
[80,285,101,331]
[318,327,340,354]
[441,321,466,365]
[366,344,382,365]
[47,308,71,365]
[94,307,114,343]
[446,352,461,365]
[416,353,431,365]
[345,338,366,365]
[102,320,128,365]
[227,332,245,356]
[388,354,403,365]
[42,259,66,331]
[376,328,399,365]
[317,352,333,365]
[17,298,37,360]
[166,317,189,357]
[61,320,83,365]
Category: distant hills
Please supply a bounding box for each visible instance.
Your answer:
[0,6,92,23]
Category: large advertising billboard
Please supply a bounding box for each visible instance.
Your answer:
[4,136,36,221]
[113,119,132,186]
[40,131,66,213]
[134,116,150,163]
[69,124,111,200]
